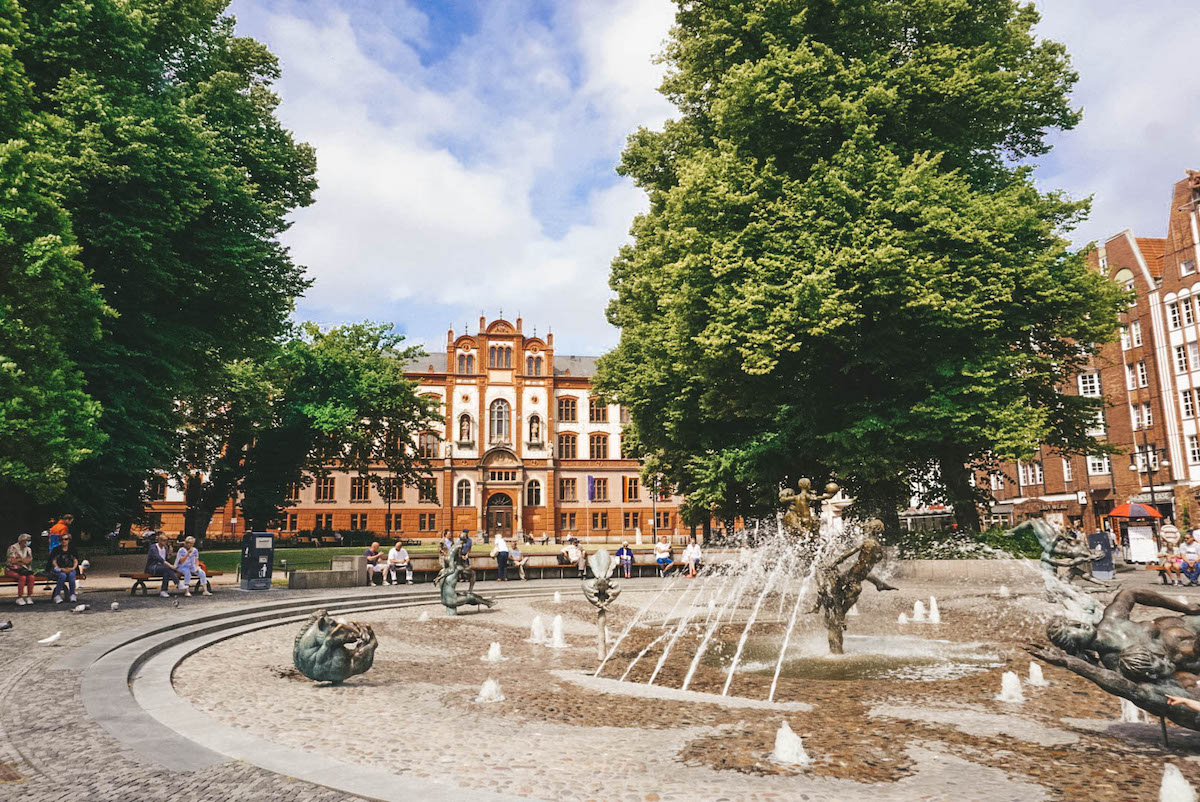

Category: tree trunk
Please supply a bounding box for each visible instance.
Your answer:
[939,452,981,533]
[183,474,217,541]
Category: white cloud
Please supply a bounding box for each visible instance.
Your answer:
[1033,0,1200,246]
[229,0,676,354]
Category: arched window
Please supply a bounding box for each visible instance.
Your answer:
[526,480,542,506]
[558,433,577,459]
[589,433,608,460]
[489,399,511,443]
[417,432,440,460]
[455,479,473,506]
[535,356,542,375]
[489,346,512,368]
[458,354,466,373]
[526,355,534,374]
[458,413,473,442]
[528,414,543,443]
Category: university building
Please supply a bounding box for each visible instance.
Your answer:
[146,316,683,541]
[988,171,1200,533]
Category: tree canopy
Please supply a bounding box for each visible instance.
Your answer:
[596,0,1128,530]
[0,0,316,533]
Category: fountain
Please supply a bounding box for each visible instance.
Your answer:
[1121,698,1144,723]
[553,591,562,604]
[1162,763,1197,802]
[995,671,1025,703]
[771,720,811,766]
[898,612,908,625]
[475,678,505,703]
[417,610,430,622]
[527,615,546,644]
[481,642,504,662]
[546,615,567,648]
[998,585,1010,598]
[847,604,859,616]
[1027,661,1048,687]
[582,549,622,660]
[928,596,941,624]
[912,600,927,622]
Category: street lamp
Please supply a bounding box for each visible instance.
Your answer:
[1128,432,1171,546]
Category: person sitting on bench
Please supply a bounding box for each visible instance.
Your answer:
[509,543,528,581]
[654,536,674,576]
[387,541,413,585]
[364,542,386,586]
[146,532,183,599]
[615,541,634,579]
[7,533,36,605]
[173,536,211,597]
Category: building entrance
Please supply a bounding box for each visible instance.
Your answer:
[486,493,513,538]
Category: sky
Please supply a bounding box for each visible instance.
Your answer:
[227,0,1200,356]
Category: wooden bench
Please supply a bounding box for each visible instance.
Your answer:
[0,572,54,591]
[119,571,225,596]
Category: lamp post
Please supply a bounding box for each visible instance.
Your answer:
[1128,431,1171,547]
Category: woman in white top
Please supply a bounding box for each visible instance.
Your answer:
[492,534,510,581]
[6,533,35,605]
[682,536,702,578]
[387,542,412,584]
[654,536,673,576]
[173,536,210,597]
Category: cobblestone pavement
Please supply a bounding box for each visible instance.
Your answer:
[0,587,369,801]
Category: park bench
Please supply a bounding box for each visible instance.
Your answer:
[0,572,54,592]
[119,571,224,596]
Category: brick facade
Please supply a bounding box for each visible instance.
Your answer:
[990,172,1200,534]
[147,316,682,541]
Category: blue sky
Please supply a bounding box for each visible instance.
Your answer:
[228,0,1200,355]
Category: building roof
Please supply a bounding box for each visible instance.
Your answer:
[1136,237,1166,268]
[403,352,599,377]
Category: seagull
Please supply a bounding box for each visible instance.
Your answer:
[38,631,61,645]
[110,602,120,612]
[0,621,11,632]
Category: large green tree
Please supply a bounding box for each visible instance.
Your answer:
[596,0,1127,531]
[239,323,441,532]
[0,0,106,521]
[9,0,316,532]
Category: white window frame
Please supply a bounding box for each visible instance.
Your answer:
[1078,372,1101,397]
[1131,320,1143,346]
[1177,345,1189,375]
[1190,435,1200,465]
[1185,301,1195,327]
[1131,404,1141,430]
[1190,342,1200,372]
[1062,458,1073,482]
[1169,301,1182,329]
[1183,389,1195,419]
[1120,326,1131,351]
[1138,361,1149,388]
[1184,259,1196,277]
[1143,402,1153,429]
[1126,363,1137,390]
[1087,454,1111,476]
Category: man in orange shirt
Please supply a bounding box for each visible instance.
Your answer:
[48,515,73,553]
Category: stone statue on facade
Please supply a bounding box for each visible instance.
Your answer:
[434,541,494,615]
[1030,588,1200,734]
[529,415,541,443]
[582,548,622,660]
[292,609,378,683]
[811,519,897,654]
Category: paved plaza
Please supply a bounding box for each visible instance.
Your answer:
[1,567,1198,801]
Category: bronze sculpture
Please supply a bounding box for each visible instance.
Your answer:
[811,520,897,654]
[780,478,839,532]
[1010,517,1108,587]
[582,548,622,659]
[292,609,378,683]
[1030,588,1200,733]
[434,540,494,615]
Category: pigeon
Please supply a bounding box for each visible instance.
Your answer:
[0,621,11,632]
[37,631,61,645]
[172,600,180,608]
[110,602,120,612]
[72,604,89,613]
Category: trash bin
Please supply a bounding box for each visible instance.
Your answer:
[240,531,274,590]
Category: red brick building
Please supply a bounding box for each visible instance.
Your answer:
[989,172,1200,534]
[146,316,682,542]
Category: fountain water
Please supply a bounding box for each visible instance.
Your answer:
[766,531,839,701]
[771,720,811,765]
[546,615,567,648]
[475,678,505,703]
[898,612,908,625]
[722,554,796,695]
[553,591,562,604]
[998,585,1010,598]
[527,615,546,644]
[1027,661,1048,687]
[417,610,430,622]
[1121,698,1144,723]
[928,596,941,624]
[1161,763,1197,802]
[847,604,859,616]
[595,577,681,677]
[995,671,1025,703]
[912,600,927,622]
[482,642,504,662]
